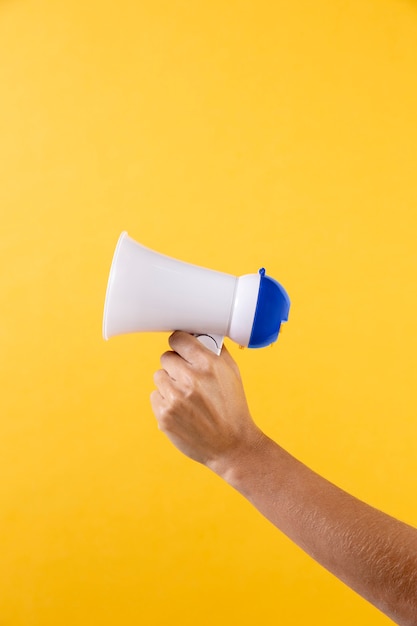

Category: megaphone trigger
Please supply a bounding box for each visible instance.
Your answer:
[194,333,224,355]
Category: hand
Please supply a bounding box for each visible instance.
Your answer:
[150,331,264,474]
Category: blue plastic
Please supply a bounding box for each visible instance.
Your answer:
[248,268,290,348]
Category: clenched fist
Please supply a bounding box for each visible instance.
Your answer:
[150,331,265,476]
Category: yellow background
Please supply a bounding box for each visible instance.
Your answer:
[1,1,417,624]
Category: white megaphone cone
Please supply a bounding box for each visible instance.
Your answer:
[103,232,290,354]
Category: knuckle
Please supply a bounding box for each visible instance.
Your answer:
[181,374,198,401]
[158,387,185,426]
[160,350,173,367]
[157,402,175,431]
[196,354,215,376]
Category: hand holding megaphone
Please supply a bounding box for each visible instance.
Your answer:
[103,232,290,354]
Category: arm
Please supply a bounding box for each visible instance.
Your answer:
[150,332,417,626]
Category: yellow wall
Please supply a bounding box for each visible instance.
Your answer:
[1,1,417,624]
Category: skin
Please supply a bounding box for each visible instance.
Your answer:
[150,331,417,625]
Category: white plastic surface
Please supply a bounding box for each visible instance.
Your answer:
[228,273,261,346]
[194,333,224,355]
[103,232,237,344]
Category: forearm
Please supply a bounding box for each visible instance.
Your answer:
[211,434,417,626]
[152,334,417,624]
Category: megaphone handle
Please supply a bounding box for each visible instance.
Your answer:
[194,333,224,356]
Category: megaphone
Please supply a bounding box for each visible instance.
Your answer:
[103,232,290,354]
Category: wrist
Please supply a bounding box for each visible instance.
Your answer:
[207,428,272,490]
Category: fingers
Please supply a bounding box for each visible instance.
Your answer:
[168,331,216,364]
[168,330,239,366]
[153,368,174,400]
[159,348,192,382]
[150,388,163,416]
[153,333,240,407]
[153,346,195,402]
